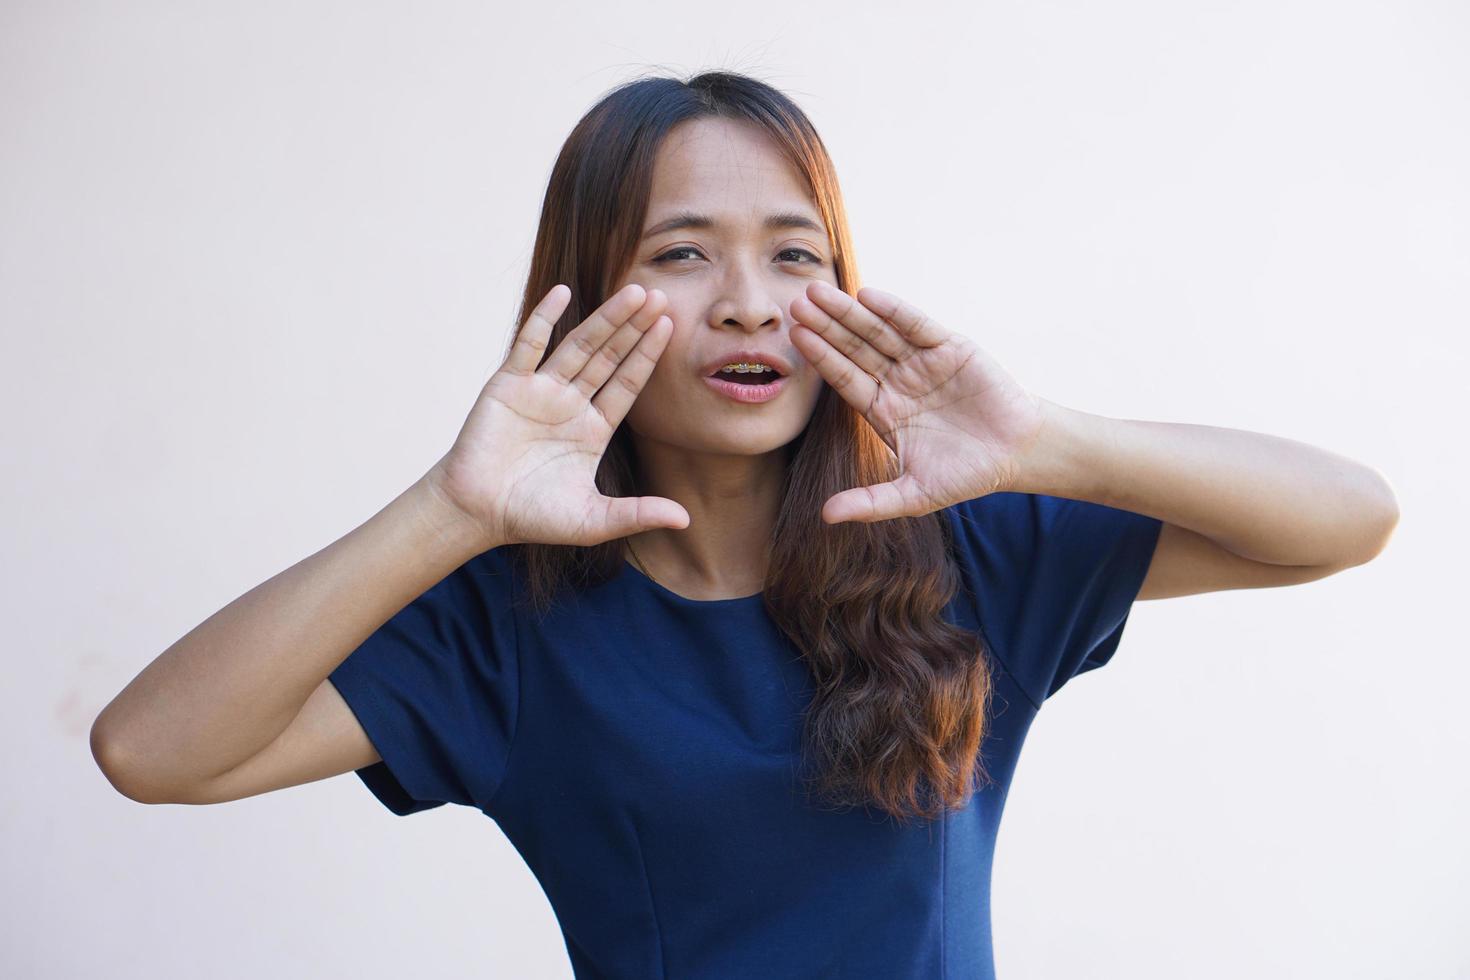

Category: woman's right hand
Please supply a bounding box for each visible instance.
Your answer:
[426,282,689,550]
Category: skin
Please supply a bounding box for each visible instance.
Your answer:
[612,116,839,599]
[86,109,1397,810]
[465,118,1398,605]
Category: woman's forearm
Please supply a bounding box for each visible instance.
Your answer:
[90,467,494,801]
[1009,398,1399,568]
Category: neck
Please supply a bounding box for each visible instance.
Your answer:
[624,435,789,599]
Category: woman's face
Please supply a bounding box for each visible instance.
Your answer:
[614,116,837,457]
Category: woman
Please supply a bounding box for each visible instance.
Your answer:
[92,71,1399,978]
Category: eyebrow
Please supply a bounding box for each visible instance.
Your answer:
[640,209,827,240]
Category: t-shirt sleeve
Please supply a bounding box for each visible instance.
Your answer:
[944,491,1163,709]
[326,545,520,816]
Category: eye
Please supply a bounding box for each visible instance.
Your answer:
[650,245,826,265]
[652,246,704,264]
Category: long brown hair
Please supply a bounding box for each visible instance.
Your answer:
[504,70,996,826]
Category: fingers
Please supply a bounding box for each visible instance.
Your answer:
[822,474,921,525]
[540,283,658,386]
[790,317,882,415]
[792,282,952,381]
[598,493,691,539]
[503,284,572,376]
[852,285,951,348]
[792,281,907,377]
[590,312,673,428]
[571,286,669,399]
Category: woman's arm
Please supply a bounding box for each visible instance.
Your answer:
[1009,399,1400,594]
[90,467,493,803]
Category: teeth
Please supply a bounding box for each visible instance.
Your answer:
[719,362,774,374]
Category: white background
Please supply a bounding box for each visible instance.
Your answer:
[3,1,1464,977]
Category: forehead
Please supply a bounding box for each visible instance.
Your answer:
[646,117,816,219]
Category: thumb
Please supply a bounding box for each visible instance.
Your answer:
[599,494,691,539]
[821,478,916,525]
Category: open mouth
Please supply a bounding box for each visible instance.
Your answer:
[708,368,781,385]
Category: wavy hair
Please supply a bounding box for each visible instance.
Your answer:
[504,70,997,825]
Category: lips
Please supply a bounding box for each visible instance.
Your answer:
[703,373,788,404]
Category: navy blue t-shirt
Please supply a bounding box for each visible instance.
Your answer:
[327,491,1162,979]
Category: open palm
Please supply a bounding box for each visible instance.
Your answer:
[433,283,690,549]
[790,281,1046,525]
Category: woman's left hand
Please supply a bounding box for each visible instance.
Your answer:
[790,280,1047,525]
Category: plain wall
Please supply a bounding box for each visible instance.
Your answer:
[2,0,1463,977]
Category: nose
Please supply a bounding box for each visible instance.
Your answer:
[707,259,783,334]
